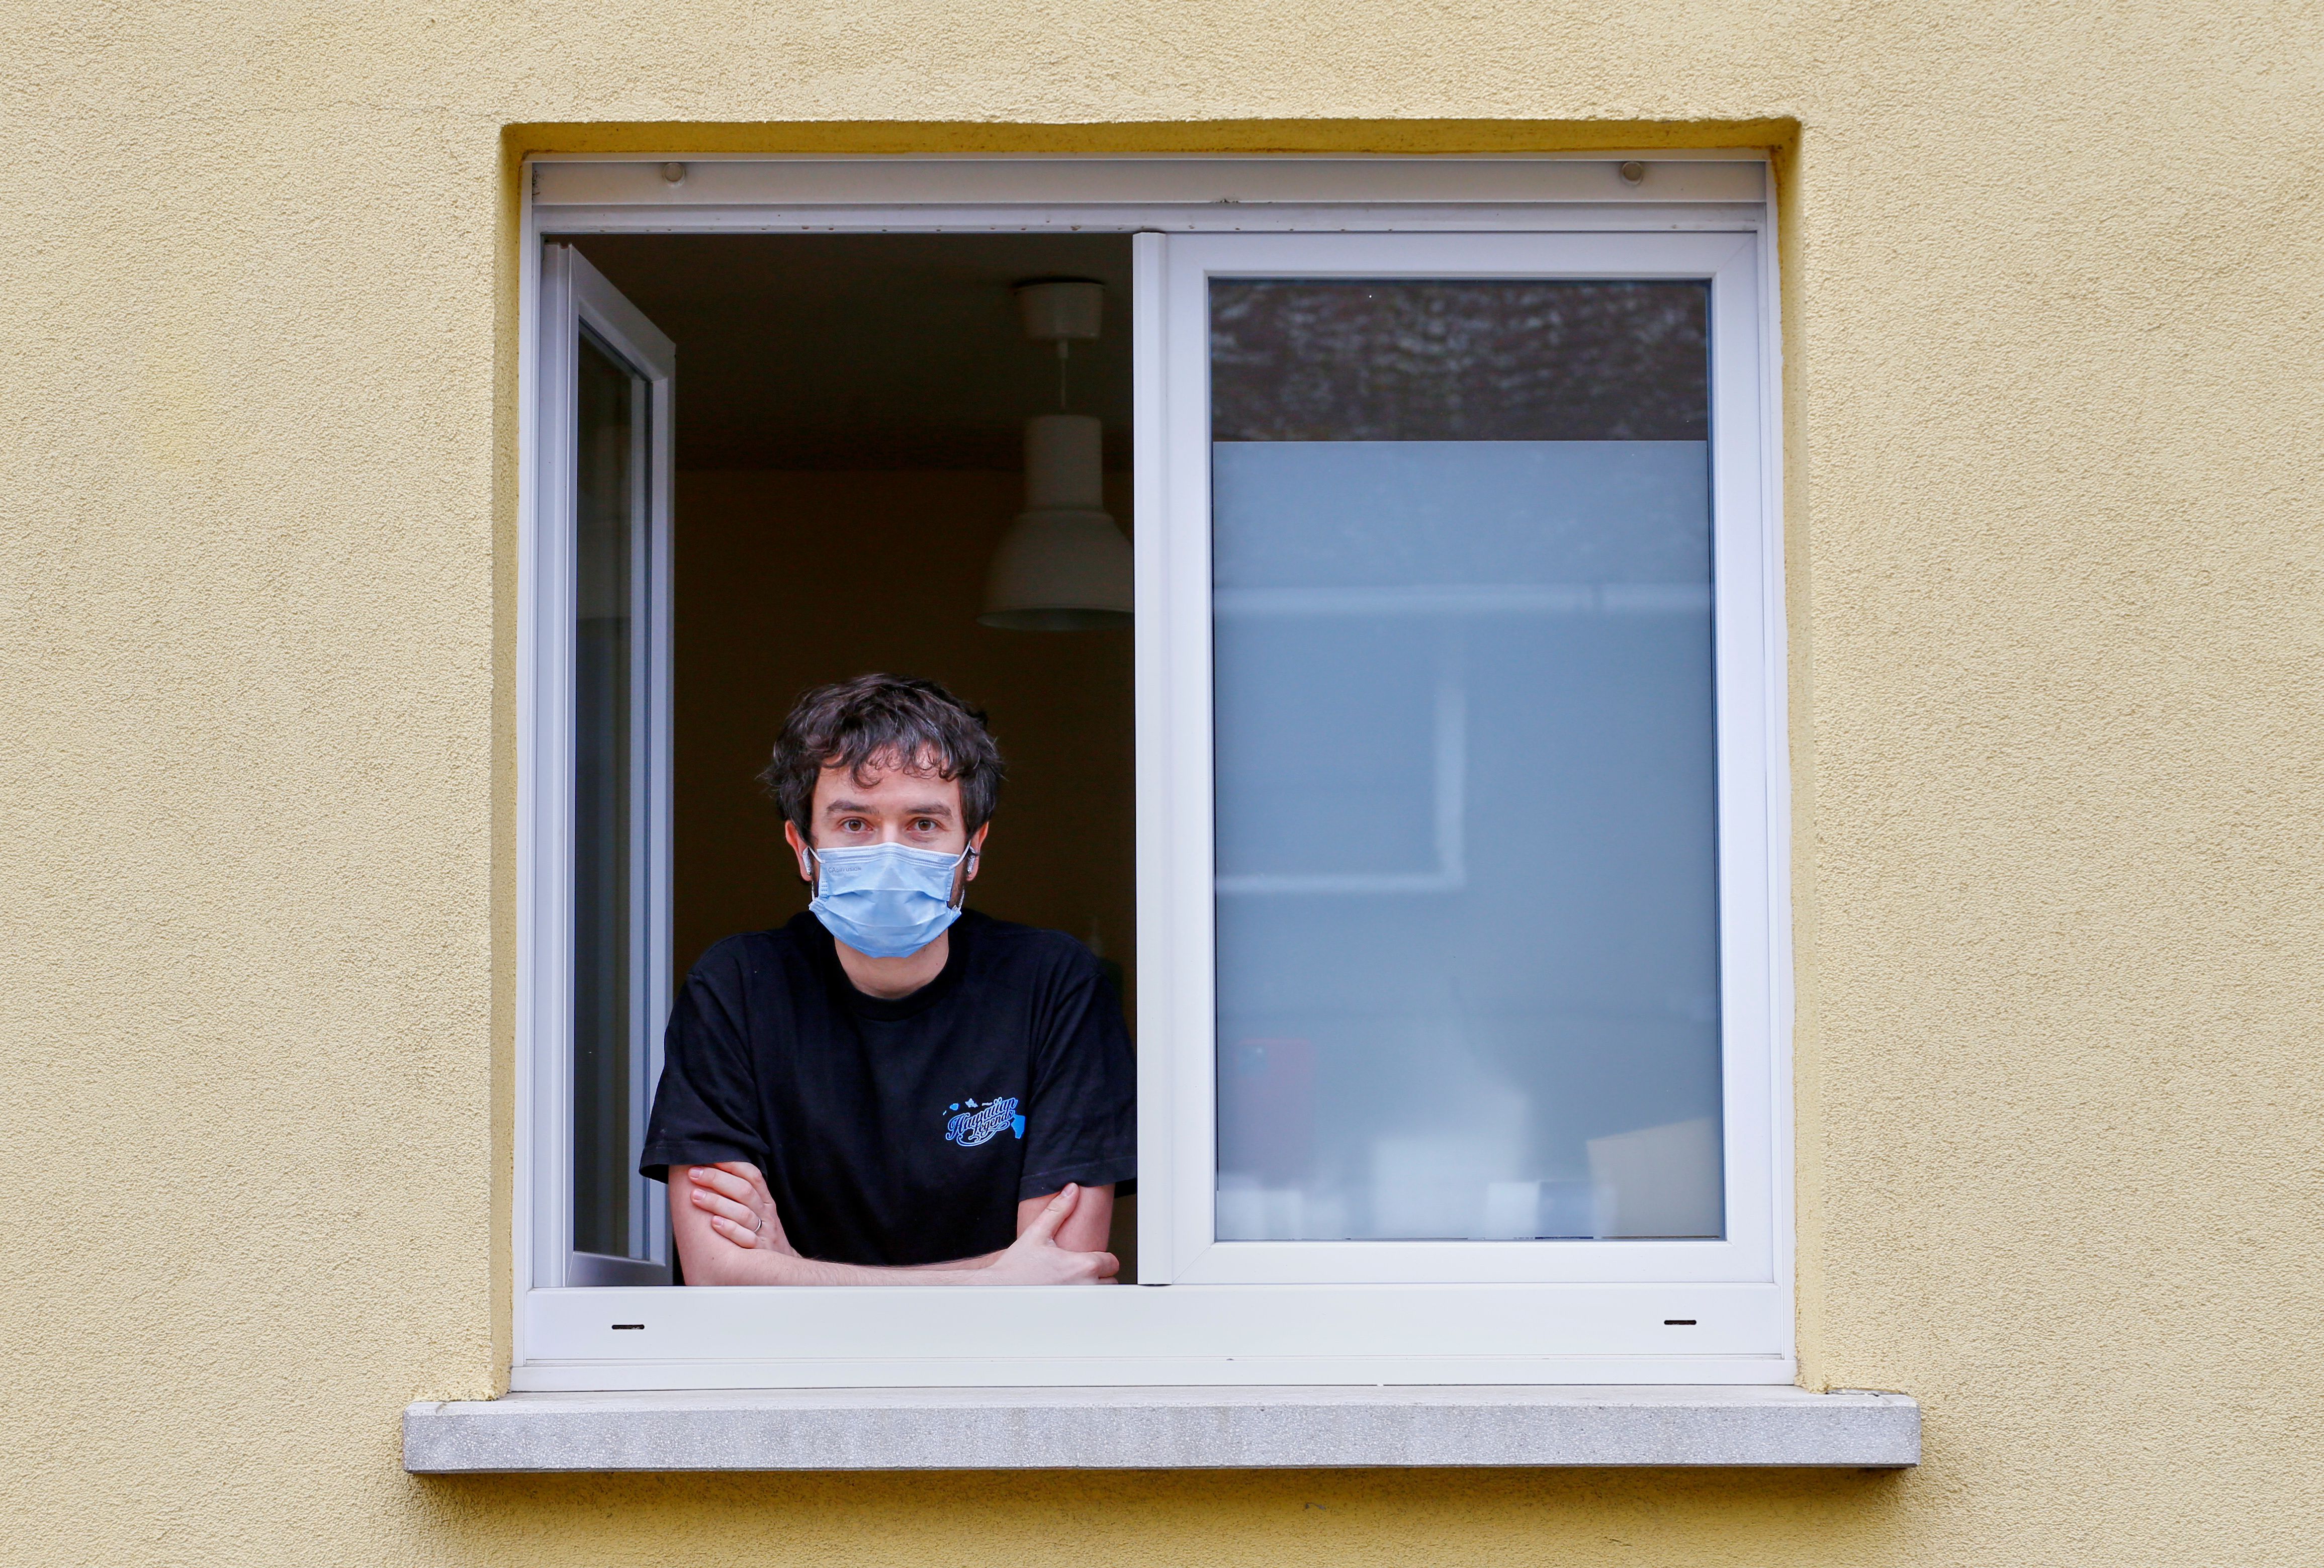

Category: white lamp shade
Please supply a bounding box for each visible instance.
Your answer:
[980,413,1132,630]
[978,506,1132,630]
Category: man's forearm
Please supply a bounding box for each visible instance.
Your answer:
[670,1168,1115,1286]
[898,1250,1004,1271]
[672,1163,999,1283]
[684,1244,999,1286]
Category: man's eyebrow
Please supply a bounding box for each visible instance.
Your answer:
[820,798,954,816]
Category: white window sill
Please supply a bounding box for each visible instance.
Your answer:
[403,1386,1919,1471]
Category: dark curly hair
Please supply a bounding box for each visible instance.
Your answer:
[760,674,1005,841]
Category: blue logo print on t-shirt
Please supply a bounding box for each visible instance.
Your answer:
[944,1096,1024,1148]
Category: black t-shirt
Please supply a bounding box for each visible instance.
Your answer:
[639,910,1136,1267]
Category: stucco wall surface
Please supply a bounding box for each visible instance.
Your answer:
[3,2,2320,1563]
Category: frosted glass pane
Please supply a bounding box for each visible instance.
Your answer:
[1211,280,1723,1242]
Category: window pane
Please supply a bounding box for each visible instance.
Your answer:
[573,333,640,1259]
[1211,280,1723,1242]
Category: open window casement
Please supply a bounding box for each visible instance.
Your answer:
[514,160,1789,1389]
[526,244,676,1288]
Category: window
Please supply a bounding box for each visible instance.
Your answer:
[516,157,1789,1389]
[525,246,675,1289]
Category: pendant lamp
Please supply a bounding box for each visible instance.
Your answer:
[979,282,1132,630]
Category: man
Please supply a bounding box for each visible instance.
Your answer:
[640,674,1133,1284]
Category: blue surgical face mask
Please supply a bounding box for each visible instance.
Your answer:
[805,840,972,959]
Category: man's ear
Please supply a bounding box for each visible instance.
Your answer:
[782,820,815,882]
[965,821,990,882]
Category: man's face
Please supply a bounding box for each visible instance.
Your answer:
[784,754,988,880]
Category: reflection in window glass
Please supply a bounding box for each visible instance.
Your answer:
[573,333,641,1260]
[1211,281,1709,442]
[1211,280,1724,1242]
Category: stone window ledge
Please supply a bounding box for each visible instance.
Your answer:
[404,1385,1919,1472]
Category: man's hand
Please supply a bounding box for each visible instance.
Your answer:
[684,1162,797,1255]
[980,1184,1119,1284]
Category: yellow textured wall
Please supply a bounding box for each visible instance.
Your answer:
[3,1,2320,1563]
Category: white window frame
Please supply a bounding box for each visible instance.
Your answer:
[522,244,676,1291]
[1142,229,1776,1288]
[512,154,1791,1391]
